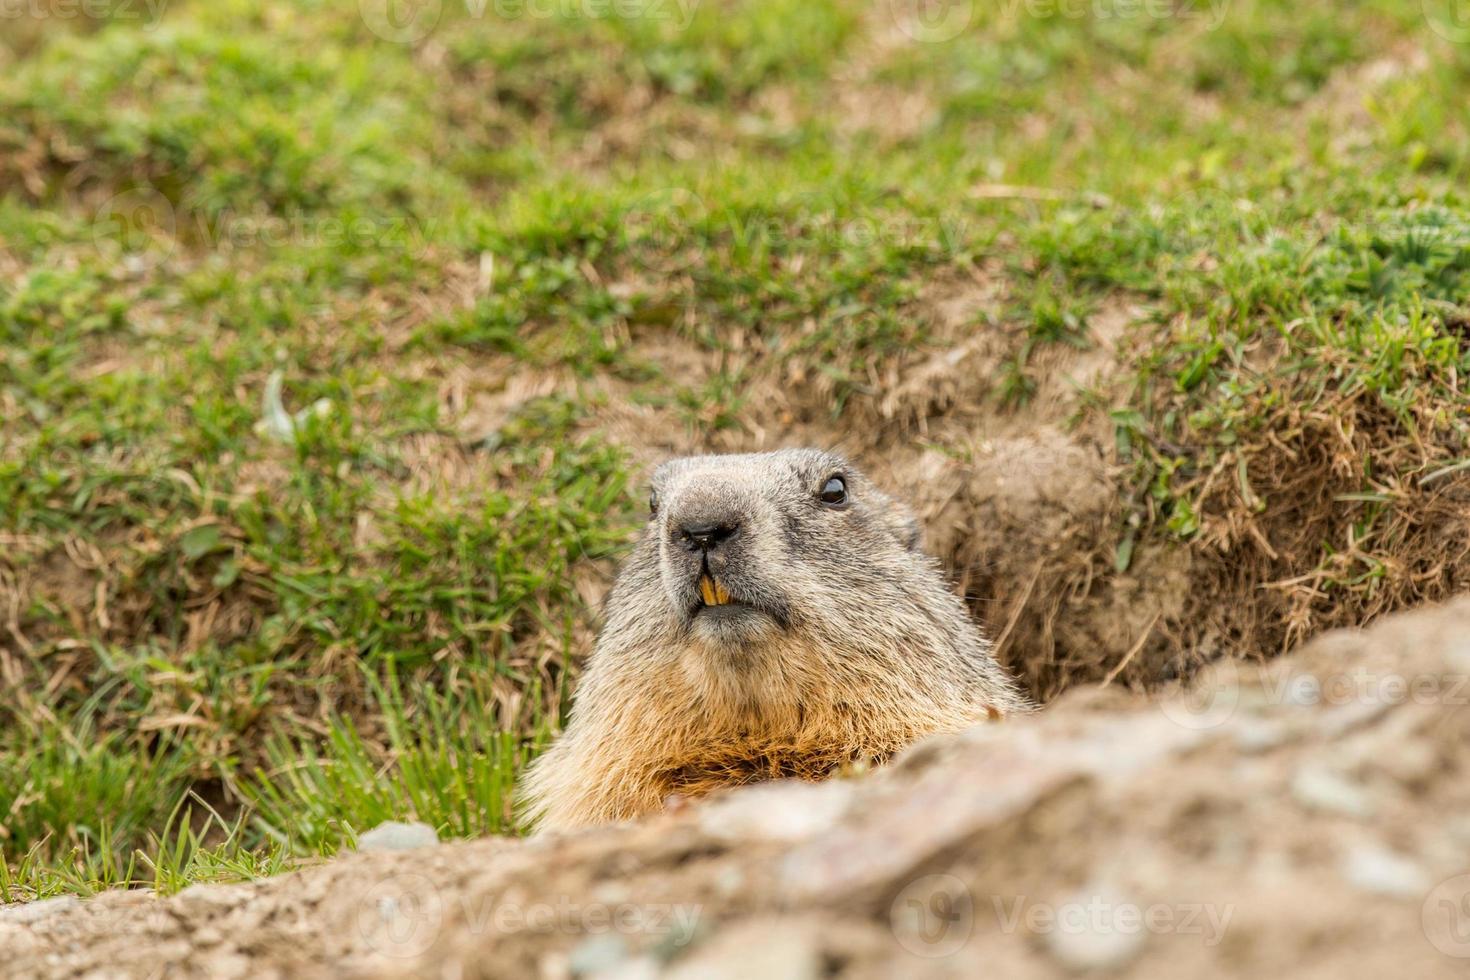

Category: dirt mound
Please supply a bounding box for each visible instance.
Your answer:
[5,598,1468,978]
[1179,387,1470,657]
[940,434,1191,700]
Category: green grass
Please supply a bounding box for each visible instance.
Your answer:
[3,0,1469,897]
[243,664,549,850]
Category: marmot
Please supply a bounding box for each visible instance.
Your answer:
[520,449,1028,832]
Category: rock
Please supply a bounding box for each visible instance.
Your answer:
[0,924,47,954]
[665,920,821,980]
[1443,635,1470,673]
[1446,816,1470,845]
[1039,885,1146,973]
[201,952,257,980]
[1290,764,1375,818]
[1231,718,1289,753]
[1341,844,1430,898]
[779,713,1206,902]
[568,934,629,977]
[590,956,660,980]
[696,781,851,843]
[0,895,80,924]
[192,926,225,946]
[356,820,440,852]
[177,882,246,914]
[4,599,1470,979]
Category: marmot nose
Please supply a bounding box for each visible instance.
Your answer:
[677,520,739,553]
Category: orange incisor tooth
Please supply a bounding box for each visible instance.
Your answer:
[713,580,731,604]
[700,576,719,605]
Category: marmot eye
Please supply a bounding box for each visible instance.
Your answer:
[818,475,848,507]
[648,490,659,516]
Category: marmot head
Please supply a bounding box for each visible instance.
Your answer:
[522,448,1026,831]
[640,449,927,655]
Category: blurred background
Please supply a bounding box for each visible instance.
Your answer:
[2,0,1468,896]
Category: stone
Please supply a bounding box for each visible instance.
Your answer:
[567,934,628,976]
[1290,764,1374,818]
[1040,886,1146,973]
[356,821,440,852]
[665,921,820,980]
[697,780,852,844]
[0,896,81,924]
[1341,844,1430,898]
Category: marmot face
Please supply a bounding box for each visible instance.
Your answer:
[645,449,922,656]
